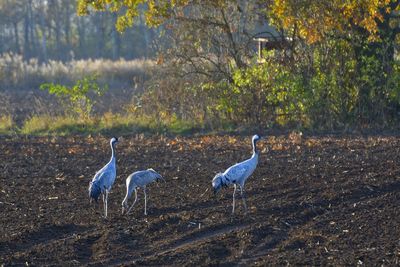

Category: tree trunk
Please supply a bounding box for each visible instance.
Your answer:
[95,12,105,58]
[27,0,38,58]
[50,0,61,60]
[64,0,71,59]
[13,21,20,54]
[39,6,47,63]
[111,13,121,59]
[77,16,86,58]
[23,8,31,59]
[139,12,149,59]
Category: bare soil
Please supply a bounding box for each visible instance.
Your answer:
[1,134,400,266]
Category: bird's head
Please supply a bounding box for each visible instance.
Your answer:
[252,134,261,144]
[148,168,165,183]
[110,137,119,147]
[212,173,224,194]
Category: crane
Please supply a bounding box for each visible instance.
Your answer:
[212,134,261,214]
[88,137,119,218]
[122,168,164,216]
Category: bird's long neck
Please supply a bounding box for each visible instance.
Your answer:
[122,193,128,206]
[110,143,116,164]
[252,139,258,155]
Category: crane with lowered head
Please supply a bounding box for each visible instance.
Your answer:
[122,168,165,216]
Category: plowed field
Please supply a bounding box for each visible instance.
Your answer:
[1,134,400,265]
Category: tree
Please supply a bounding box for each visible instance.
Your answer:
[0,0,157,61]
[77,0,400,128]
[0,0,24,53]
[270,0,400,125]
[77,0,182,31]
[78,0,264,79]
[269,0,400,43]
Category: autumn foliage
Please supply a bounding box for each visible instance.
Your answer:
[270,0,400,43]
[74,1,400,130]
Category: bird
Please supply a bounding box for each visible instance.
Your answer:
[88,137,119,218]
[122,168,165,216]
[212,134,261,214]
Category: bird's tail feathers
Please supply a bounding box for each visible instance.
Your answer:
[88,181,101,202]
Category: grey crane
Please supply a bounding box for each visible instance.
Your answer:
[212,134,261,214]
[88,137,119,218]
[122,168,165,216]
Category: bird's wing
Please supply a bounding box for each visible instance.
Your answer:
[224,163,249,182]
[93,168,115,190]
[133,170,156,186]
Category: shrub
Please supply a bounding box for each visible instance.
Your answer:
[40,76,107,119]
[0,115,14,134]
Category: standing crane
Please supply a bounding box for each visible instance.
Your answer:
[88,137,119,218]
[122,169,165,216]
[212,134,261,214]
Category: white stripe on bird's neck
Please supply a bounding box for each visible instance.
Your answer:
[110,142,116,163]
[252,139,258,155]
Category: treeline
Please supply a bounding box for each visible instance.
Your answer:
[101,0,399,130]
[2,0,400,132]
[0,0,158,62]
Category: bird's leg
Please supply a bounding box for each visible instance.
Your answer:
[240,186,248,213]
[232,184,237,214]
[105,191,108,218]
[144,186,147,216]
[101,192,106,214]
[102,193,106,216]
[127,189,138,215]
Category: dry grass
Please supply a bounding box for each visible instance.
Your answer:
[0,53,155,90]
